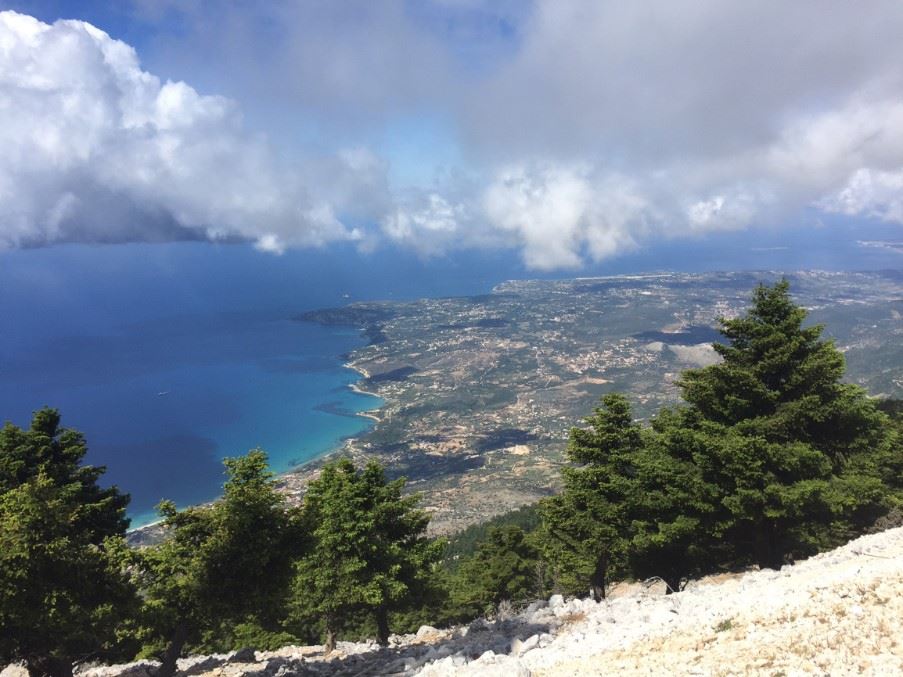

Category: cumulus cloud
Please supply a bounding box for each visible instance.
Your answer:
[822,169,903,224]
[483,165,647,270]
[4,1,903,267]
[0,11,379,251]
[373,0,903,269]
[381,193,467,255]
[381,164,649,269]
[450,1,903,265]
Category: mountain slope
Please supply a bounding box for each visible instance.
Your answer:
[8,526,895,677]
[423,525,903,676]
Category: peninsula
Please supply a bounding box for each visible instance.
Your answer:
[291,270,903,534]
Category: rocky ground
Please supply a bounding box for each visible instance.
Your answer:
[4,526,901,676]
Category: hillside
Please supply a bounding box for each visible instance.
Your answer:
[10,525,896,677]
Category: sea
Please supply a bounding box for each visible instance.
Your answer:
[1,217,900,527]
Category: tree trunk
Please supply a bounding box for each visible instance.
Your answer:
[27,656,73,677]
[589,553,607,602]
[534,560,547,599]
[663,574,682,595]
[375,605,391,647]
[324,626,337,654]
[157,621,189,677]
[755,522,784,570]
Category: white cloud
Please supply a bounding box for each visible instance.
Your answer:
[686,189,763,232]
[483,165,646,270]
[687,197,726,228]
[4,2,903,268]
[376,0,903,269]
[452,1,903,263]
[766,98,903,187]
[383,194,460,240]
[379,191,474,259]
[821,168,903,224]
[0,11,375,250]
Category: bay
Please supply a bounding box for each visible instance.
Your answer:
[0,242,506,526]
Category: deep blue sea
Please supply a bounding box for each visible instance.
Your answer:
[1,218,900,526]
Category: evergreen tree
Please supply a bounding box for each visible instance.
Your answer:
[289,460,372,652]
[442,505,541,564]
[874,399,903,494]
[539,393,642,601]
[627,406,719,592]
[358,462,442,646]
[290,459,439,651]
[0,409,133,677]
[456,525,543,615]
[678,280,895,568]
[135,449,297,677]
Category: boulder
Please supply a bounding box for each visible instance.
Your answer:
[469,652,532,676]
[229,647,257,663]
[416,624,439,638]
[510,634,540,656]
[523,600,547,615]
[537,632,554,648]
[0,666,27,677]
[178,655,226,674]
[78,661,159,677]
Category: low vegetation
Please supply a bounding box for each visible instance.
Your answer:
[1,280,900,676]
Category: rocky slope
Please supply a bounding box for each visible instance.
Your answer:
[4,527,901,676]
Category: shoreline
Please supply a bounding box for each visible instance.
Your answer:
[346,362,384,422]
[128,345,386,537]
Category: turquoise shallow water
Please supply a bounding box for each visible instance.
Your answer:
[113,328,384,527]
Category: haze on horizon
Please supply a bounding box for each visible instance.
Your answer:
[1,0,903,272]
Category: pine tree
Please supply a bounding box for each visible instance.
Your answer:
[677,279,895,568]
[539,393,642,601]
[135,449,297,677]
[290,459,439,651]
[457,525,542,614]
[0,409,133,677]
[627,406,719,592]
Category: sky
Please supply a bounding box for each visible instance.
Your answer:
[1,1,903,271]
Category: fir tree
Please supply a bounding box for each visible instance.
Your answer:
[358,462,442,646]
[456,525,543,614]
[678,280,895,568]
[291,459,439,651]
[627,406,719,592]
[539,393,642,601]
[135,450,297,677]
[0,409,133,677]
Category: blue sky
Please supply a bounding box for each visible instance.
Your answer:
[1,0,902,270]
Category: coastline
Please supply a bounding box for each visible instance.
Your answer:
[345,362,383,422]
[127,343,386,542]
